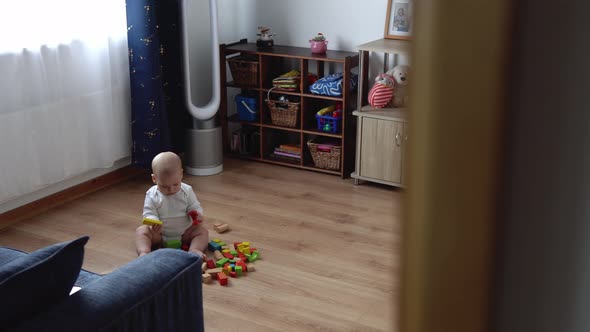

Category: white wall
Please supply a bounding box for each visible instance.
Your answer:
[186,0,406,106]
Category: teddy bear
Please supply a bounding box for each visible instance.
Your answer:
[367,73,395,108]
[386,65,410,108]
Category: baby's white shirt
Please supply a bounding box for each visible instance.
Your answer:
[143,182,203,241]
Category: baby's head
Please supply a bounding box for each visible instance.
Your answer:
[151,152,183,195]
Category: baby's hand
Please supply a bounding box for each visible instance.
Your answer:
[152,224,162,233]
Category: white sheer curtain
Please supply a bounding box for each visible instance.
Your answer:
[0,0,131,204]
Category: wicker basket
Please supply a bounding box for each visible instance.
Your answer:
[228,56,258,86]
[307,140,341,170]
[265,88,299,127]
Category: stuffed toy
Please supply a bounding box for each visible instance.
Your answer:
[368,73,395,108]
[386,65,410,108]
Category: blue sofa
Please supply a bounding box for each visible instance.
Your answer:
[0,236,204,332]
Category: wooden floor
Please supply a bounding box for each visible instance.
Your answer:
[0,158,401,331]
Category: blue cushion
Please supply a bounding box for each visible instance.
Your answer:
[0,236,89,328]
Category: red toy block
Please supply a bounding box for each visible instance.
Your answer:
[229,271,237,278]
[188,210,201,225]
[217,272,228,286]
[237,260,247,271]
[223,252,234,259]
[181,244,189,251]
[250,248,257,253]
[234,242,241,249]
[206,259,216,269]
[238,252,247,260]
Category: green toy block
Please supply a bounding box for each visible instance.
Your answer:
[248,251,260,262]
[216,258,229,268]
[230,250,238,256]
[165,239,182,249]
[235,265,243,276]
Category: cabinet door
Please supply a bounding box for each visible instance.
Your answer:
[359,118,403,183]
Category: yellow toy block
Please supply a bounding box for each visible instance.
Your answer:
[142,217,163,226]
[213,238,222,243]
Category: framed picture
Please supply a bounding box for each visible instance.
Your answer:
[385,0,413,40]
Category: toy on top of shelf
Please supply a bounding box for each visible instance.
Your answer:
[368,73,395,108]
[256,26,275,49]
[386,65,410,108]
[309,33,328,54]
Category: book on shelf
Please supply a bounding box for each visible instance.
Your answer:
[273,151,301,159]
[278,144,301,153]
[274,147,301,155]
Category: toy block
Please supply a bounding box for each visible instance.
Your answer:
[188,210,200,225]
[216,258,229,268]
[221,249,230,253]
[238,252,247,260]
[246,264,255,272]
[229,259,237,264]
[182,244,189,251]
[201,262,208,272]
[142,217,163,226]
[250,248,257,253]
[235,265,243,276]
[230,250,238,256]
[214,223,230,233]
[202,273,212,284]
[217,272,228,286]
[206,259,216,269]
[213,238,222,243]
[207,268,223,277]
[229,264,235,271]
[223,252,234,259]
[222,266,231,275]
[221,246,230,250]
[208,241,222,252]
[213,250,224,260]
[248,251,260,262]
[229,271,237,278]
[234,242,241,249]
[165,239,182,249]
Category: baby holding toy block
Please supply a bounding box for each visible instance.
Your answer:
[135,151,208,258]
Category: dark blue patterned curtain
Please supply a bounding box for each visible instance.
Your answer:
[125,0,189,168]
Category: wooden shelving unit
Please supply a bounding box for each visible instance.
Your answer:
[352,38,411,187]
[219,39,359,178]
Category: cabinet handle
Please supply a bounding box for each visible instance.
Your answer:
[395,132,401,146]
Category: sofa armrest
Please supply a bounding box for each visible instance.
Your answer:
[11,249,204,332]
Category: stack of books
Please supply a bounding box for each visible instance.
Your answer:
[272,70,301,91]
[271,144,301,162]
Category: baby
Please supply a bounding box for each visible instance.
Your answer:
[135,151,209,258]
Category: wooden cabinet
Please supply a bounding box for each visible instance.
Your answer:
[353,110,407,186]
[351,38,410,187]
[219,40,359,178]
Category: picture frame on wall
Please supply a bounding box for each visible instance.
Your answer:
[385,0,413,40]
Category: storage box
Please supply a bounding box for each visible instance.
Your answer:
[228,56,258,86]
[315,114,341,133]
[307,139,341,170]
[236,95,257,121]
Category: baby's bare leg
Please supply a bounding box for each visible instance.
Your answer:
[182,224,209,258]
[135,225,162,256]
